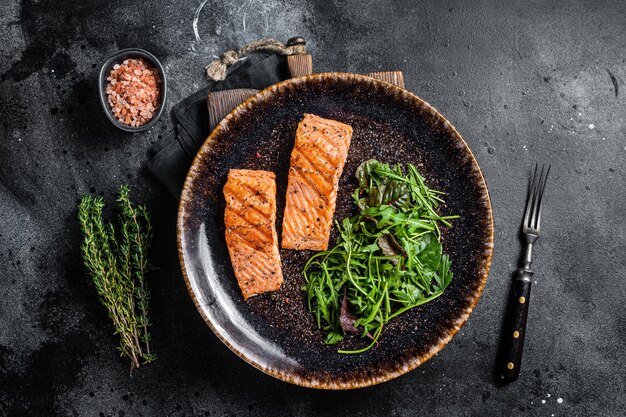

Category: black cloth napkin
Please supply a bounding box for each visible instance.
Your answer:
[147,52,292,197]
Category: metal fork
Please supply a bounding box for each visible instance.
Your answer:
[498,164,551,383]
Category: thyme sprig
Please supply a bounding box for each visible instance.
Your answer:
[303,160,459,354]
[78,185,156,370]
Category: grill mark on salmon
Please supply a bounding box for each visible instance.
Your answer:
[282,114,353,251]
[292,143,336,175]
[223,169,283,299]
[226,202,272,228]
[289,176,319,237]
[291,166,330,203]
[226,220,273,245]
[234,193,272,220]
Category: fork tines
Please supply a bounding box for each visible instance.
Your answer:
[523,164,551,234]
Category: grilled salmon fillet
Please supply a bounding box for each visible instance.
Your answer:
[282,114,353,250]
[223,169,283,299]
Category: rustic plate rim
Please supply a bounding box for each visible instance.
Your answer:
[177,72,494,390]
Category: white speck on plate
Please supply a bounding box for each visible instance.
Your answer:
[557,398,564,404]
[589,124,595,129]
[547,394,551,397]
[542,400,546,404]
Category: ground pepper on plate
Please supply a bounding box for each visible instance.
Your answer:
[105,58,161,127]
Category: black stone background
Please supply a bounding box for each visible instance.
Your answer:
[1,0,625,416]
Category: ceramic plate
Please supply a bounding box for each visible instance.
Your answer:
[177,73,493,389]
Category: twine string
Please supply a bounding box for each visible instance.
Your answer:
[205,38,306,81]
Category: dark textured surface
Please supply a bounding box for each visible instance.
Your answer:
[179,74,492,388]
[0,0,624,415]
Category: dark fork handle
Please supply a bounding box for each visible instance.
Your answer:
[498,270,533,383]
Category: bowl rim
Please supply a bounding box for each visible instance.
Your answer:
[98,47,167,133]
[177,72,494,389]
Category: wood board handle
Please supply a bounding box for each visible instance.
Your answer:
[366,71,405,89]
[287,54,313,78]
[207,88,258,131]
[206,53,312,132]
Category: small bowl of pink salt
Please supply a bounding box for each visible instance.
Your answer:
[99,48,167,132]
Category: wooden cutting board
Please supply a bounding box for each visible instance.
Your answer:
[207,54,405,131]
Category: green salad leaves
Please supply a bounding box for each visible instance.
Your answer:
[303,160,458,354]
